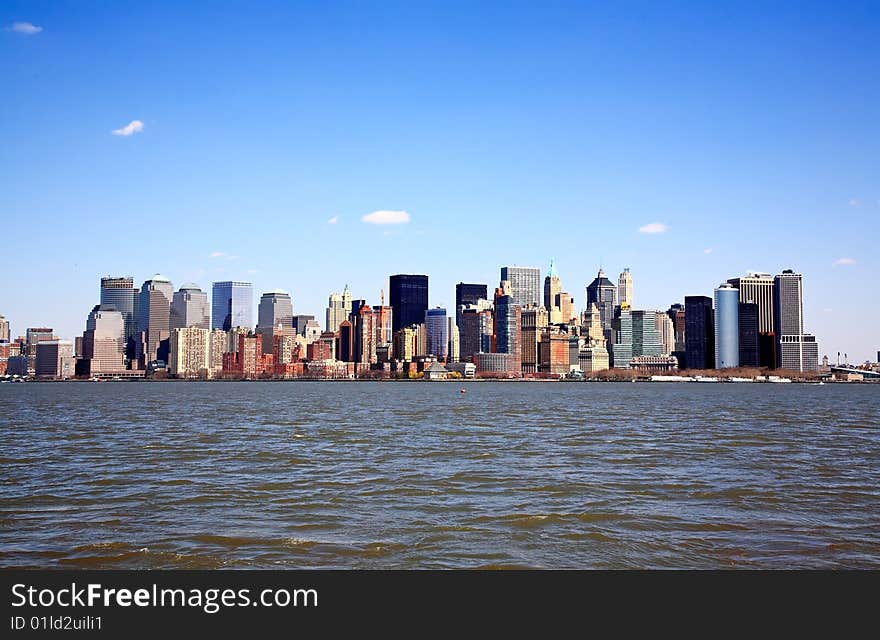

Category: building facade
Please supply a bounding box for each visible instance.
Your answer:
[100,276,137,341]
[714,283,740,369]
[500,266,541,308]
[138,274,174,365]
[738,302,760,367]
[170,283,211,330]
[425,308,449,360]
[389,274,428,335]
[35,340,74,378]
[618,268,633,308]
[212,281,253,331]
[685,296,715,370]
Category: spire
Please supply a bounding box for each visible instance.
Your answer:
[548,259,558,278]
[380,288,385,306]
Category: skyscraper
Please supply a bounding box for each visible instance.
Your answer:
[773,269,818,371]
[373,303,393,354]
[170,283,210,330]
[389,274,428,334]
[169,327,210,378]
[612,308,664,368]
[459,307,493,362]
[100,276,137,341]
[352,305,376,364]
[586,269,616,340]
[685,296,715,370]
[0,315,9,342]
[654,311,675,356]
[425,308,449,360]
[455,282,488,328]
[325,284,352,334]
[520,305,549,374]
[543,260,562,323]
[256,289,294,355]
[727,272,775,333]
[714,283,740,369]
[35,340,74,379]
[493,288,521,366]
[500,266,541,308]
[618,268,633,308]
[81,305,126,374]
[138,274,174,365]
[738,302,760,367]
[212,281,253,331]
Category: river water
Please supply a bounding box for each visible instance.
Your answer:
[1,381,878,568]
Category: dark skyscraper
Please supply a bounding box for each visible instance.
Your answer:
[586,269,616,340]
[738,302,760,367]
[685,295,715,370]
[389,274,428,335]
[455,283,487,328]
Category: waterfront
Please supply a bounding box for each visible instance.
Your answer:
[1,382,878,569]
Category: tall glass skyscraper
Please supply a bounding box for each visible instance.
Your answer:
[425,308,449,359]
[138,274,174,364]
[455,282,487,328]
[685,295,715,370]
[714,283,740,369]
[586,269,617,337]
[212,281,253,331]
[170,283,210,330]
[389,274,428,334]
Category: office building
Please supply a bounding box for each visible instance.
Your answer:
[212,281,253,331]
[373,303,393,354]
[655,311,675,355]
[500,266,541,308]
[138,274,174,365]
[425,308,449,360]
[455,283,488,328]
[727,272,775,333]
[459,308,493,362]
[521,305,548,374]
[685,296,715,370]
[170,283,210,330]
[618,268,633,308]
[81,305,126,374]
[389,274,428,334]
[0,315,9,342]
[773,269,818,372]
[493,288,521,367]
[100,277,137,340]
[326,285,352,334]
[256,289,294,354]
[35,340,74,379]
[352,305,377,364]
[586,269,617,341]
[738,302,760,367]
[544,261,562,324]
[611,308,664,368]
[714,283,740,368]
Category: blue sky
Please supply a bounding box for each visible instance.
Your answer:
[1,1,878,361]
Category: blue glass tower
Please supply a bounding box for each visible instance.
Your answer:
[714,284,740,368]
[212,281,253,331]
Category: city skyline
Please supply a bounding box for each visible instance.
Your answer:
[1,3,878,361]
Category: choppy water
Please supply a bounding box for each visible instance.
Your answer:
[1,381,878,569]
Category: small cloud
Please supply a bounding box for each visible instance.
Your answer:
[848,199,862,207]
[833,257,856,266]
[246,269,259,274]
[7,22,42,35]
[327,216,338,225]
[363,210,410,225]
[112,120,144,136]
[703,248,713,254]
[209,251,239,261]
[638,222,668,234]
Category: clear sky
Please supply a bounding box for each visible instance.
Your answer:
[1,1,878,362]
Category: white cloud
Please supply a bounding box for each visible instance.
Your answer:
[209,251,239,261]
[362,210,410,225]
[638,222,668,234]
[327,216,338,225]
[112,120,144,136]
[8,22,42,34]
[833,257,856,266]
[848,199,862,207]
[703,248,713,254]
[246,269,259,274]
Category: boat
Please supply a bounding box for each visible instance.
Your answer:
[767,376,792,383]
[694,376,719,383]
[728,377,754,383]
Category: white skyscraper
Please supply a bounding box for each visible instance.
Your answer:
[618,268,633,308]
